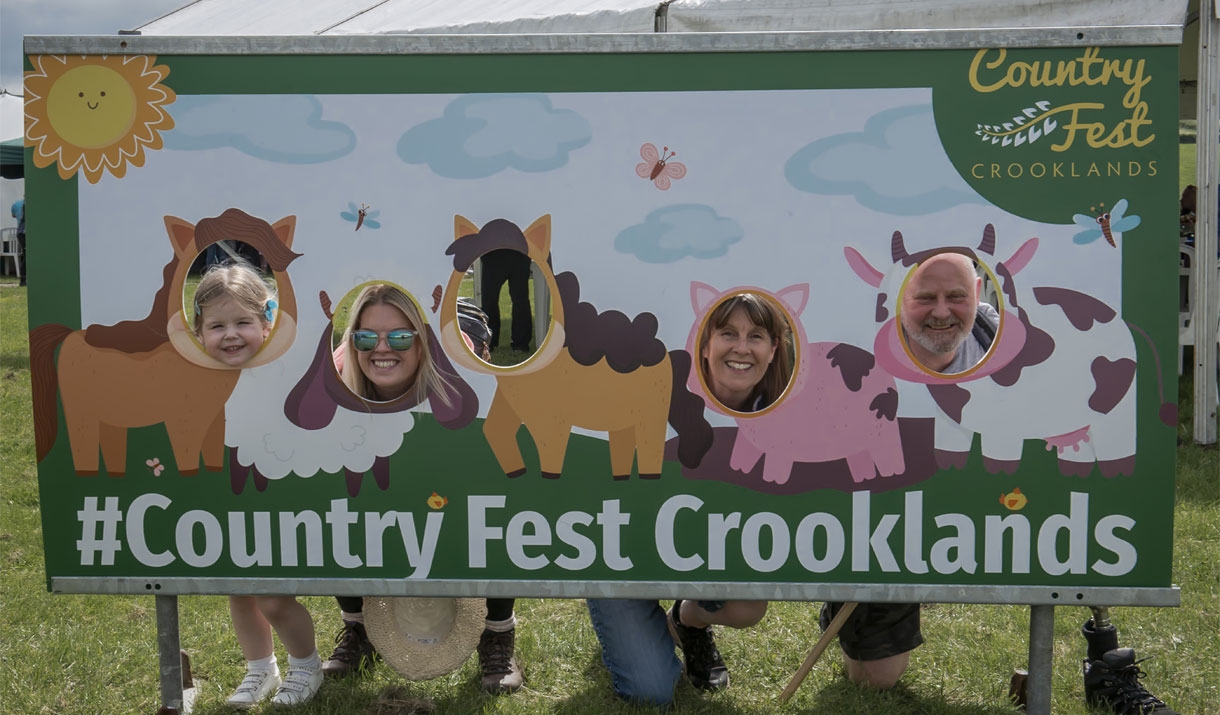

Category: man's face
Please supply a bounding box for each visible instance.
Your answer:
[899,253,981,372]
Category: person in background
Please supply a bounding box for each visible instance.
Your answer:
[10,197,24,286]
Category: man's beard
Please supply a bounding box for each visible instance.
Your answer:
[907,318,967,355]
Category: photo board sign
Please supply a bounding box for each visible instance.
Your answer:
[24,33,1180,605]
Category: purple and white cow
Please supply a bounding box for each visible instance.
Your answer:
[685,281,905,485]
[844,224,1168,478]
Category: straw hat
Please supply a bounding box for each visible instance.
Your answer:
[363,597,487,681]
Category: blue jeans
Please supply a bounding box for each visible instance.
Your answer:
[586,599,681,707]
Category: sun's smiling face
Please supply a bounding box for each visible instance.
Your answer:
[25,54,176,183]
[46,65,137,149]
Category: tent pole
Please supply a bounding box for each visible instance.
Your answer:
[1194,0,1219,444]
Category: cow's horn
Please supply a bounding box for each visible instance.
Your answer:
[891,231,908,263]
[978,224,996,255]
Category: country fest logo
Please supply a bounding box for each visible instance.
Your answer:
[965,46,1157,182]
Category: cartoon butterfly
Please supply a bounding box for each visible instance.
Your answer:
[145,457,165,477]
[1072,199,1140,247]
[340,202,381,231]
[636,143,687,190]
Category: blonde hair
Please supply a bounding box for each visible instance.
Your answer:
[341,284,453,406]
[698,292,794,409]
[192,260,276,335]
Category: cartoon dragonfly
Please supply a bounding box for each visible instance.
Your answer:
[340,202,381,231]
[1072,199,1139,247]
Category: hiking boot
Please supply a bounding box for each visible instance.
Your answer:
[322,620,377,678]
[225,669,280,710]
[667,600,730,691]
[271,663,323,705]
[477,628,524,694]
[1083,648,1180,715]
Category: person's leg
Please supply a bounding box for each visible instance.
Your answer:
[587,598,681,707]
[255,597,317,659]
[16,231,25,286]
[668,600,733,691]
[822,602,922,690]
[505,252,534,351]
[479,597,523,694]
[227,596,281,709]
[256,597,323,706]
[1082,606,1179,714]
[230,595,274,661]
[480,253,509,350]
[322,596,377,678]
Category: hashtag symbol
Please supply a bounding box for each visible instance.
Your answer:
[77,496,123,566]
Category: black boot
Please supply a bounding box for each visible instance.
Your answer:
[1083,648,1179,715]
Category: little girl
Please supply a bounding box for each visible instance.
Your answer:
[193,261,324,708]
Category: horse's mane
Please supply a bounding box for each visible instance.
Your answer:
[555,271,666,373]
[445,220,531,272]
[85,208,301,353]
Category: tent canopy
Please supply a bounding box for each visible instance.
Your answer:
[136,0,1188,36]
[0,138,23,180]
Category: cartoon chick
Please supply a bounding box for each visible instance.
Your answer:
[1000,488,1028,511]
[427,492,448,510]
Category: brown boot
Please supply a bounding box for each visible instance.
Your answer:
[322,620,377,678]
[477,628,523,694]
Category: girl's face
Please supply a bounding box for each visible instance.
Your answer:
[199,297,270,366]
[701,307,777,411]
[354,302,422,401]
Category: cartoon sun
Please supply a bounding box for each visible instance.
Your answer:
[24,54,176,183]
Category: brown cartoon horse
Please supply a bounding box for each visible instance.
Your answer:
[439,214,709,480]
[30,208,301,477]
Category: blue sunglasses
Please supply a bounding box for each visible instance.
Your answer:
[352,329,416,352]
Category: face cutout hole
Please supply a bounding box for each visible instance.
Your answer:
[331,282,439,404]
[896,250,1003,376]
[185,242,278,368]
[456,250,555,368]
[696,291,796,415]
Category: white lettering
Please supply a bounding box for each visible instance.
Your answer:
[795,513,845,573]
[126,493,173,567]
[1092,515,1137,576]
[1037,492,1089,575]
[656,495,703,571]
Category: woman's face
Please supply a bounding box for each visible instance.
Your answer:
[354,302,422,401]
[701,306,777,411]
[198,296,270,367]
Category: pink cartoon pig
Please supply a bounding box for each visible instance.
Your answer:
[685,282,905,485]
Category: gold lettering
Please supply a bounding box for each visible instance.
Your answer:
[1030,163,1046,178]
[972,163,985,178]
[1148,160,1157,177]
[1087,163,1101,177]
[1053,163,1064,177]
[1107,161,1121,176]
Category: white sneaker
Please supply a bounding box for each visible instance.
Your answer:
[271,664,323,705]
[226,669,280,710]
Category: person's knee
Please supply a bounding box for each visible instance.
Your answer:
[844,651,909,689]
[612,675,677,708]
[255,595,297,621]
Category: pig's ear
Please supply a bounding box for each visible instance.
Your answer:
[691,281,720,314]
[773,284,809,318]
